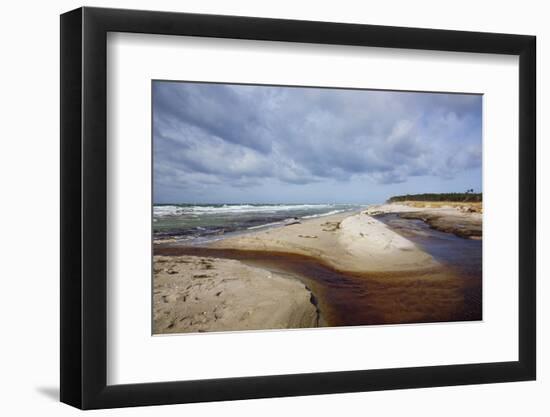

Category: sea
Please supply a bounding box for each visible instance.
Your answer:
[153,203,364,243]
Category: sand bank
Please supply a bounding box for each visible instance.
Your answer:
[209,211,438,273]
[153,255,318,334]
[364,202,482,239]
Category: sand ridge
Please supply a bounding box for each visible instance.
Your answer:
[210,211,439,272]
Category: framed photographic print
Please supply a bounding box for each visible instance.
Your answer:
[60,6,536,409]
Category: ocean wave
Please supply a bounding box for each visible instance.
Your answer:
[153,205,183,216]
[301,209,346,219]
[153,203,335,217]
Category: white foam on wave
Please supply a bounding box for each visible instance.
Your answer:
[301,209,346,219]
[153,203,335,217]
[153,205,183,217]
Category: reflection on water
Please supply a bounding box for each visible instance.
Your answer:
[377,213,482,322]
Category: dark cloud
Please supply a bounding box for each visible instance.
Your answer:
[153,82,482,202]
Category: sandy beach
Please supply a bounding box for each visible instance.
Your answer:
[154,255,318,334]
[363,202,482,239]
[153,203,482,332]
[209,211,439,273]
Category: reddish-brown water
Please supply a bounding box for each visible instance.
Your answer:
[155,241,481,327]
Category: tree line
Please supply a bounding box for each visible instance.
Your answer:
[387,192,482,203]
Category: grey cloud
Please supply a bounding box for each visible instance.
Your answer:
[153,82,482,201]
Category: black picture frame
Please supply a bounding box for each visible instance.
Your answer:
[60,6,536,410]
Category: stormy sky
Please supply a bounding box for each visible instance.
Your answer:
[153,81,482,204]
